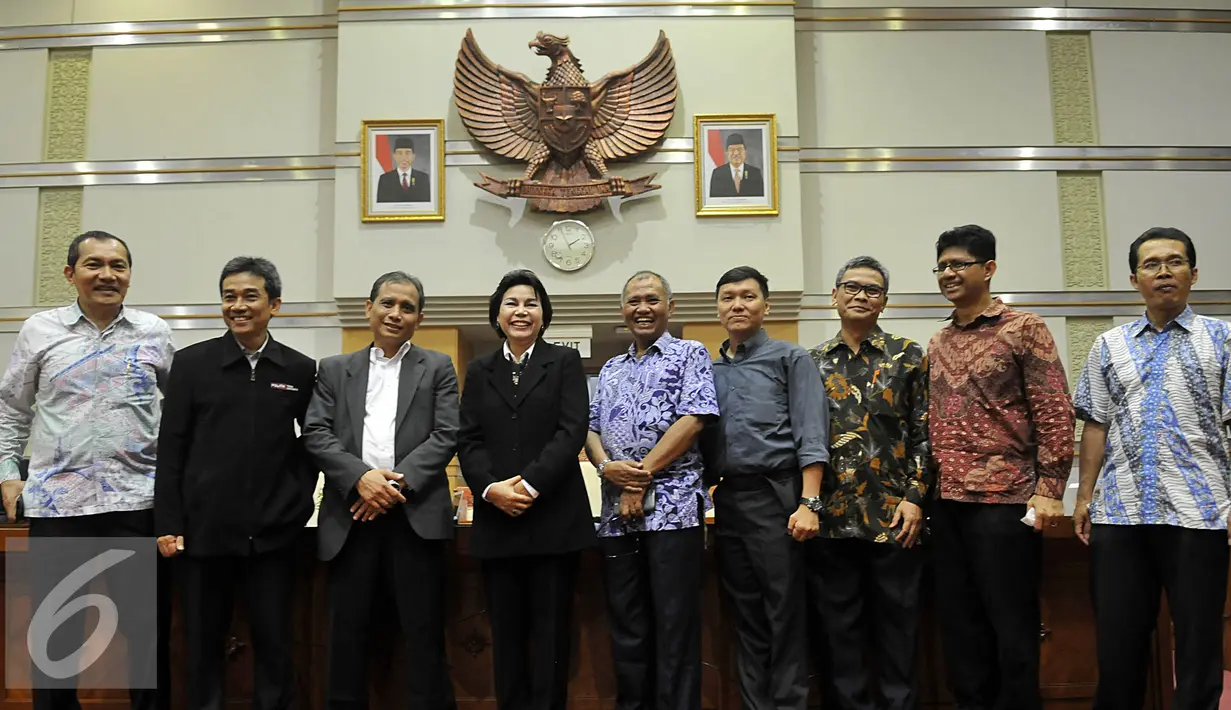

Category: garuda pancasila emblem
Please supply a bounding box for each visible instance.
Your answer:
[454,29,677,213]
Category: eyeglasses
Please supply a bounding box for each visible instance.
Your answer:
[932,260,988,274]
[1136,257,1189,275]
[838,281,885,299]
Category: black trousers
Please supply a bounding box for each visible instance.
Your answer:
[27,510,172,710]
[482,553,579,710]
[326,512,456,710]
[714,480,808,710]
[178,546,298,710]
[600,526,704,710]
[808,538,923,710]
[930,500,1041,710]
[1090,523,1229,710]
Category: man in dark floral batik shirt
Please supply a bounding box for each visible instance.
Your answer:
[807,255,929,710]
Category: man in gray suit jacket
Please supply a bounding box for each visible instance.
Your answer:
[303,271,460,710]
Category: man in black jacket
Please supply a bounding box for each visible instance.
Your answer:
[155,256,317,710]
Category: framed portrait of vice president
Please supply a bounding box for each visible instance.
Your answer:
[361,119,445,222]
[693,113,779,217]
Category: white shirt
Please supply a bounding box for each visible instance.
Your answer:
[238,333,269,372]
[482,342,540,502]
[361,340,412,471]
[398,169,413,186]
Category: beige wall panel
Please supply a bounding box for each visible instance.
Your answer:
[170,327,341,361]
[81,182,325,304]
[71,0,337,23]
[87,41,332,160]
[797,32,1053,147]
[336,18,799,142]
[799,316,1070,369]
[0,0,73,26]
[1102,172,1231,291]
[333,163,805,298]
[1093,33,1231,146]
[0,50,49,164]
[801,172,1063,295]
[0,189,39,307]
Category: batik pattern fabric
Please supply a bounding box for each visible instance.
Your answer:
[588,332,719,537]
[0,303,174,517]
[810,328,929,542]
[927,299,1075,504]
[1074,307,1231,530]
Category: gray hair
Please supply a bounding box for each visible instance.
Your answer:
[621,270,673,302]
[834,256,890,292]
[368,271,426,311]
[220,256,282,300]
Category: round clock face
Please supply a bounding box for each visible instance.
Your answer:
[542,220,595,272]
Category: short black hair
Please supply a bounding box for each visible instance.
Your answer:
[715,266,770,300]
[67,230,132,268]
[1128,227,1196,272]
[219,256,282,301]
[936,224,996,262]
[368,271,425,311]
[488,269,552,339]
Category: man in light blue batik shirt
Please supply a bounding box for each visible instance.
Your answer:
[0,231,174,710]
[584,270,719,710]
[1073,227,1231,710]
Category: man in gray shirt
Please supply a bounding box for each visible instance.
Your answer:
[707,266,828,710]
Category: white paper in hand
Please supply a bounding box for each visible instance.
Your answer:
[1020,507,1037,528]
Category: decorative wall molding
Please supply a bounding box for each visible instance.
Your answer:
[794,6,1231,32]
[337,292,804,327]
[1058,173,1110,291]
[338,0,794,21]
[0,17,337,51]
[35,188,83,307]
[0,302,340,333]
[44,49,92,162]
[1048,33,1098,146]
[6,146,1231,189]
[798,291,1231,320]
[797,146,1231,173]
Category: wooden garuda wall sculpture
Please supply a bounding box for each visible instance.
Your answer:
[454,30,677,213]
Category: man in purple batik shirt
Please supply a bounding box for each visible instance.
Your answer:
[585,270,719,710]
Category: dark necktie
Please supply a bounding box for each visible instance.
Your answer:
[401,173,408,190]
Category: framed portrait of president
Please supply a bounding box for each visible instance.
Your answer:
[693,113,779,217]
[360,119,445,222]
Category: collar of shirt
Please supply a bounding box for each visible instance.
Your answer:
[720,328,768,362]
[61,300,130,332]
[502,340,535,365]
[623,331,676,360]
[1129,305,1196,337]
[371,339,413,366]
[944,296,1007,329]
[819,325,887,356]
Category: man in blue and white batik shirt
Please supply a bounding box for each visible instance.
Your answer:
[1073,227,1231,710]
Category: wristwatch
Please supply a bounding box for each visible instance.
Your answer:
[799,496,823,514]
[596,459,612,477]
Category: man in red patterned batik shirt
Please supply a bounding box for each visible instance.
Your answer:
[926,225,1075,710]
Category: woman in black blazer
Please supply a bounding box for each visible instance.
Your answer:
[458,269,594,710]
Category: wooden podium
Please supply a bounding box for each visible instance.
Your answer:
[0,521,1178,710]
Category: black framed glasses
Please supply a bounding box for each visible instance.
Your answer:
[932,260,988,274]
[838,281,885,299]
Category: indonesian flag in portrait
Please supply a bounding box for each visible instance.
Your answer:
[375,134,393,172]
[707,130,727,167]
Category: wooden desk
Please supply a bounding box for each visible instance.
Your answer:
[0,522,1175,710]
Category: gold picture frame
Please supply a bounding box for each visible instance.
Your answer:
[360,118,446,223]
[693,113,780,217]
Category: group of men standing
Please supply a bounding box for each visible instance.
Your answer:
[0,224,1227,710]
